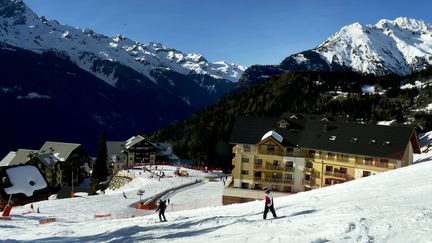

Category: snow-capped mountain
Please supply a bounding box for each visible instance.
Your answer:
[241,17,432,85]
[0,0,245,103]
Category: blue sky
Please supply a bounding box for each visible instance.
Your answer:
[24,0,432,67]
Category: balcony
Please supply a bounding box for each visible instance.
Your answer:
[265,164,285,171]
[303,179,314,187]
[304,167,313,173]
[324,171,350,180]
[356,160,396,169]
[264,178,284,184]
[254,177,263,181]
[254,164,263,170]
[284,167,295,172]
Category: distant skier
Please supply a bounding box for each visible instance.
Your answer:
[167,198,170,205]
[263,188,277,219]
[156,199,167,222]
[123,191,127,199]
[30,203,34,210]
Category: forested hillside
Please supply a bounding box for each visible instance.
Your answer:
[149,68,432,170]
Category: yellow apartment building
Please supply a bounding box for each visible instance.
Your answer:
[223,113,421,205]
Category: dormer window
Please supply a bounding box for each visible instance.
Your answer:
[290,115,298,119]
[277,119,289,128]
[351,138,358,143]
[369,139,376,144]
[329,136,336,141]
[384,141,391,145]
[321,117,329,122]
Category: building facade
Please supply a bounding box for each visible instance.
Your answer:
[224,113,421,204]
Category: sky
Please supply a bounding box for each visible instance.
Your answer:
[23,0,432,67]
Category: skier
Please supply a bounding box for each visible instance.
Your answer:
[156,199,167,222]
[263,188,277,219]
[123,191,127,199]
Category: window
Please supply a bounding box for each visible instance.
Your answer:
[380,158,389,162]
[305,174,312,180]
[241,183,249,189]
[255,159,262,164]
[284,174,293,180]
[272,173,280,179]
[351,138,358,143]
[243,145,251,152]
[339,167,347,174]
[306,161,313,168]
[363,171,371,177]
[325,178,331,185]
[241,170,249,175]
[283,186,291,192]
[254,172,262,177]
[308,150,316,157]
[328,153,335,159]
[286,161,294,168]
[326,165,333,172]
[267,144,275,154]
[279,122,287,128]
[273,160,279,166]
[286,147,294,154]
[241,157,249,163]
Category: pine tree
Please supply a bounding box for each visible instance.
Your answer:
[92,131,108,192]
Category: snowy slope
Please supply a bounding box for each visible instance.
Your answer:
[2,153,432,242]
[0,0,245,88]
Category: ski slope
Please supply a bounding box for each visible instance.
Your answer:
[1,144,432,242]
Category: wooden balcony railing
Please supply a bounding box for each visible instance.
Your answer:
[356,160,396,169]
[324,171,350,180]
[264,178,284,184]
[254,164,263,170]
[303,179,314,186]
[304,167,313,173]
[285,167,295,172]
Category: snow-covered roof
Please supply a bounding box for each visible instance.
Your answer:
[4,165,48,197]
[38,141,80,161]
[261,131,283,143]
[0,151,16,167]
[125,135,145,149]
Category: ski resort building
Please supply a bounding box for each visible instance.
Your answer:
[223,113,421,205]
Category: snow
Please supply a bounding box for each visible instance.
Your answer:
[16,92,51,99]
[377,120,396,126]
[315,17,432,75]
[400,80,429,89]
[0,1,246,89]
[2,147,432,242]
[414,131,432,163]
[261,131,283,143]
[4,165,48,197]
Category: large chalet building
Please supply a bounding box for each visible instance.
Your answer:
[223,113,421,205]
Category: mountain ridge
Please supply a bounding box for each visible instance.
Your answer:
[240,17,432,86]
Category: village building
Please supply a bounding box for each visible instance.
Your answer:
[37,141,91,187]
[224,113,421,205]
[123,135,157,166]
[107,141,127,171]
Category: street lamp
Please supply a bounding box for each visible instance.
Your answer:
[137,189,145,204]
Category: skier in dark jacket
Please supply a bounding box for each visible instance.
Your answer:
[156,199,167,222]
[263,188,277,219]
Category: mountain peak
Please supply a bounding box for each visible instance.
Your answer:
[376,17,431,32]
[0,0,36,24]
